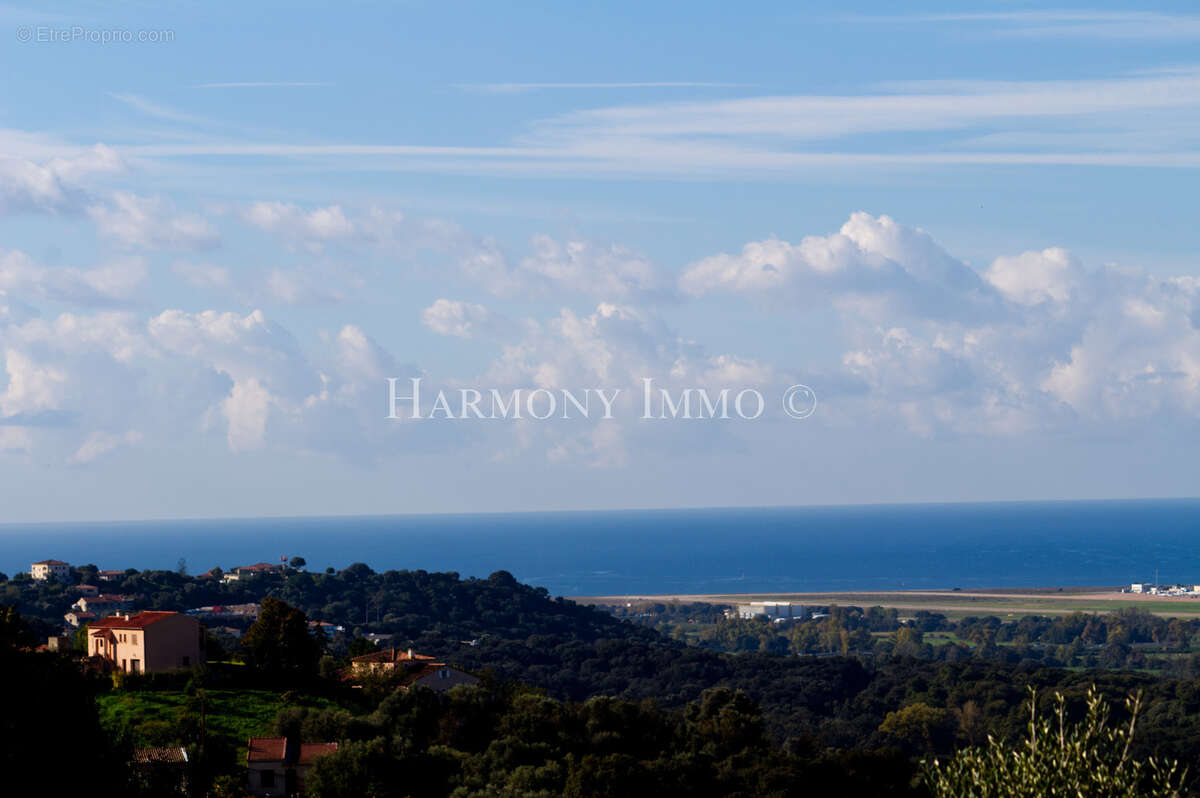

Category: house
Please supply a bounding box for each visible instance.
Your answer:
[186,603,260,619]
[348,648,479,692]
[31,559,72,582]
[71,595,132,617]
[97,570,126,582]
[246,737,337,796]
[87,611,206,674]
[223,562,283,582]
[45,634,74,652]
[65,610,97,628]
[399,662,480,693]
[349,647,436,677]
[131,747,189,795]
[74,584,100,596]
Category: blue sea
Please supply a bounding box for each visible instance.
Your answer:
[2,500,1198,596]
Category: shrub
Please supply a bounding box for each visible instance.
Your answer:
[925,687,1187,797]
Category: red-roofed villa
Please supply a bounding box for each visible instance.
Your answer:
[247,737,337,795]
[88,611,206,674]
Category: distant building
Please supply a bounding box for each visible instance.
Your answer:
[97,570,126,582]
[399,663,480,693]
[131,747,189,795]
[1130,583,1145,593]
[223,563,283,583]
[349,647,436,677]
[187,603,260,619]
[732,602,806,621]
[45,634,75,652]
[87,611,206,674]
[71,595,132,617]
[347,648,479,692]
[74,584,100,596]
[246,737,337,796]
[64,611,97,628]
[31,559,71,583]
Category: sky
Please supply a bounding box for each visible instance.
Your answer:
[3,1,1200,521]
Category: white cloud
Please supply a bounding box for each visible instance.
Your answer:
[0,249,146,306]
[88,192,220,251]
[67,429,142,465]
[984,248,1082,305]
[683,213,1200,436]
[422,299,501,339]
[0,144,123,215]
[680,212,997,322]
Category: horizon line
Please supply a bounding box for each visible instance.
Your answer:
[2,495,1198,530]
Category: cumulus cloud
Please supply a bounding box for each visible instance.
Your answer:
[240,201,675,301]
[0,144,123,216]
[88,192,220,251]
[0,305,414,464]
[680,212,998,322]
[242,202,357,251]
[684,213,1200,436]
[421,299,511,339]
[0,249,146,306]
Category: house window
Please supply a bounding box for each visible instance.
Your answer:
[131,634,137,645]
[260,770,275,788]
[182,656,190,666]
[130,659,140,674]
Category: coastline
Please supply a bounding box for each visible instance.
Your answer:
[569,587,1200,619]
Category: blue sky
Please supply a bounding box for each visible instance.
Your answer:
[3,1,1200,521]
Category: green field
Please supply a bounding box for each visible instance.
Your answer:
[96,688,341,761]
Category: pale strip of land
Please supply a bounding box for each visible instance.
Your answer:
[569,589,1200,619]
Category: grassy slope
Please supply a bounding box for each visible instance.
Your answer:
[96,688,341,761]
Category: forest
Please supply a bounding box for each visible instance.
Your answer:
[3,565,1200,795]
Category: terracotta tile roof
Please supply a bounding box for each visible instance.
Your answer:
[247,737,337,764]
[98,570,125,576]
[247,737,288,762]
[133,747,188,764]
[297,742,338,763]
[88,611,180,630]
[235,562,281,572]
[350,648,436,664]
[33,559,69,566]
[399,663,480,689]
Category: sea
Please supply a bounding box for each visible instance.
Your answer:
[2,499,1198,597]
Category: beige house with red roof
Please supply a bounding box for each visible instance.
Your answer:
[31,559,71,582]
[348,647,479,692]
[399,662,480,693]
[88,611,206,673]
[349,647,436,677]
[247,737,337,795]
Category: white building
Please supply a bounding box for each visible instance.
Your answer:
[31,559,72,582]
[733,602,806,621]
